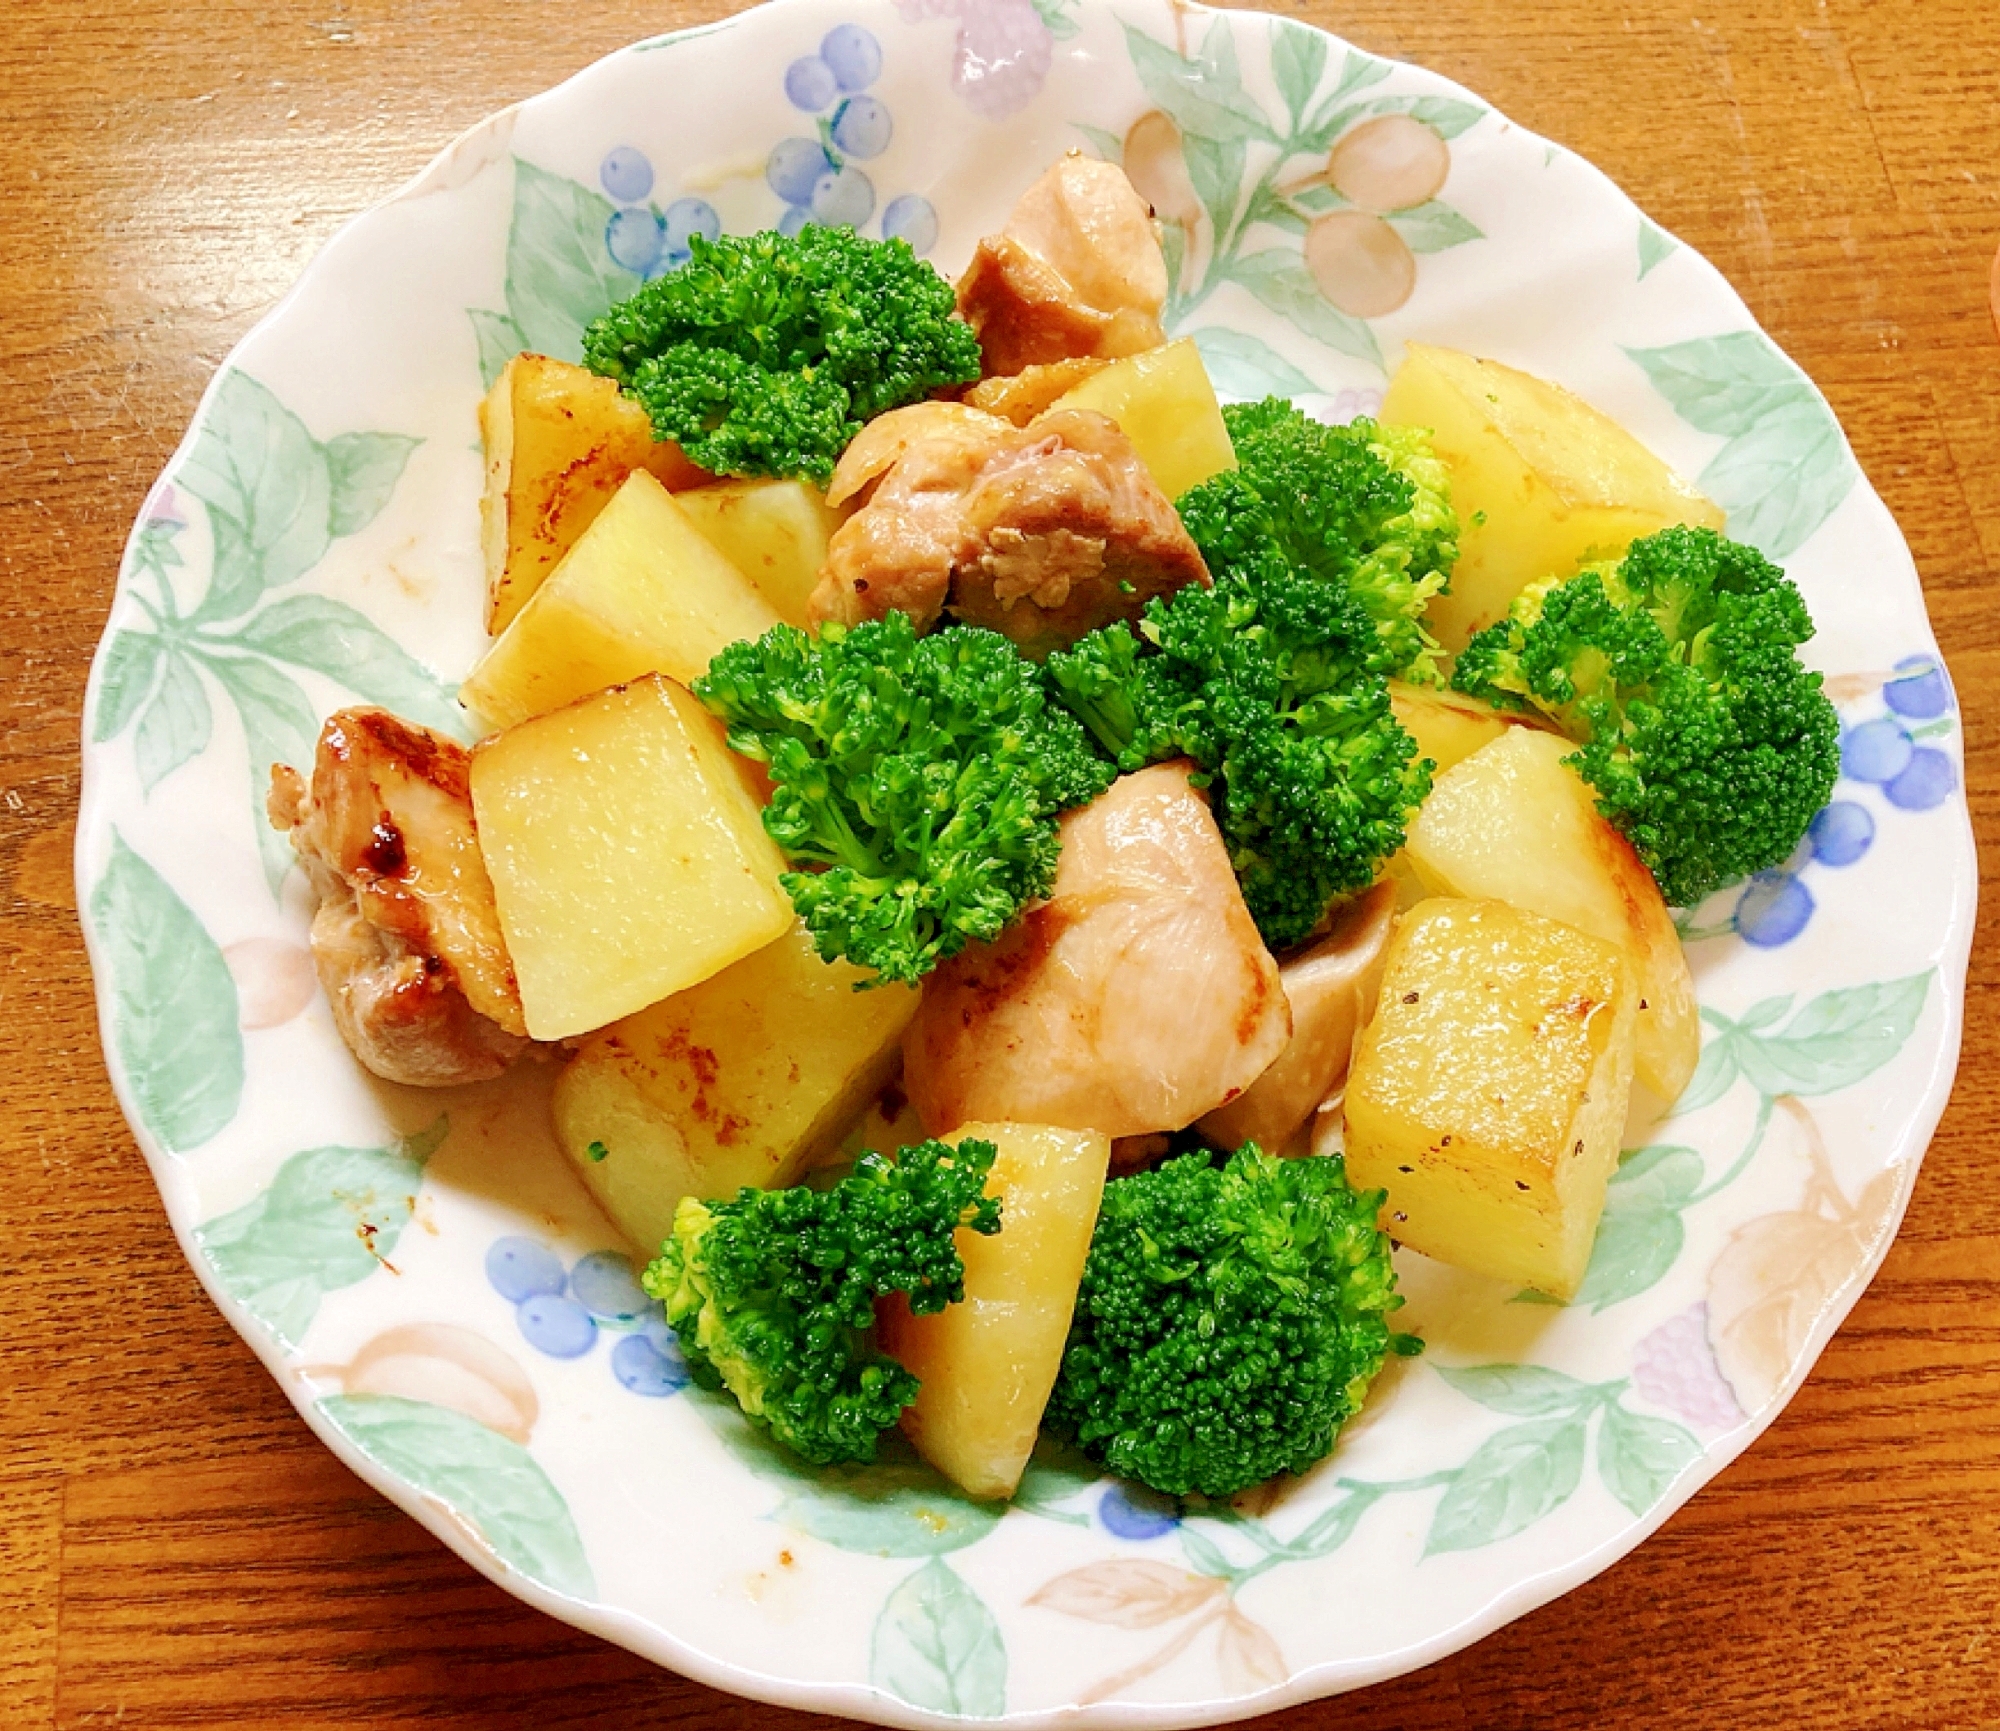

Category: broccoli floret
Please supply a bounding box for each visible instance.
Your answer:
[1452,524,1840,907]
[1177,399,1458,685]
[1046,564,1430,950]
[695,613,1114,985]
[582,225,982,484]
[643,1138,1001,1467]
[1047,1145,1408,1498]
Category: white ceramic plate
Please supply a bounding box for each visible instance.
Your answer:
[79,1,1974,1723]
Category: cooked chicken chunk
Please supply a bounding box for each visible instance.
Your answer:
[903,762,1290,1138]
[809,405,1209,657]
[956,156,1170,377]
[1198,880,1398,1154]
[269,707,529,1088]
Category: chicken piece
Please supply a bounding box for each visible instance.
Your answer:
[825,402,1007,511]
[1197,880,1398,1154]
[809,406,1209,657]
[904,761,1290,1138]
[955,156,1169,378]
[965,358,1111,427]
[269,707,529,1088]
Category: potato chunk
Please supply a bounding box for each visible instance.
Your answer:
[1389,680,1528,776]
[674,478,843,629]
[461,470,780,731]
[879,1122,1110,1500]
[552,924,919,1251]
[479,354,706,633]
[1380,344,1722,651]
[469,675,792,1040]
[1343,898,1637,1300]
[1405,728,1698,1103]
[1044,337,1236,502]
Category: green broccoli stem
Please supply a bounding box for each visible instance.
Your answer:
[787,793,892,881]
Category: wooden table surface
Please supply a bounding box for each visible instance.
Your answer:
[4,0,1996,1725]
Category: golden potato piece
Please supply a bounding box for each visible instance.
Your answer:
[478,353,706,633]
[553,924,919,1252]
[469,675,792,1040]
[1404,728,1699,1103]
[461,470,780,731]
[1380,344,1722,651]
[675,478,844,629]
[1343,897,1638,1300]
[1044,337,1237,503]
[879,1121,1110,1500]
[1388,680,1533,776]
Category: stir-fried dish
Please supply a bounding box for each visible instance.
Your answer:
[270,153,1840,1503]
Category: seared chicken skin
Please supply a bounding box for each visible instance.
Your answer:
[810,404,1209,657]
[956,156,1169,377]
[269,708,529,1087]
[903,762,1291,1138]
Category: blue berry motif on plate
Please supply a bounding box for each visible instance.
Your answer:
[1097,1481,1181,1540]
[486,1235,689,1397]
[767,25,938,253]
[597,145,721,279]
[1686,654,1958,948]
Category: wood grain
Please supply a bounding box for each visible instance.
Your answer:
[3,1,1996,1726]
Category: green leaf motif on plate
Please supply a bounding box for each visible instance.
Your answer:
[775,1462,1004,1558]
[1010,1440,1100,1526]
[870,1557,1007,1719]
[319,1393,595,1599]
[1396,95,1486,141]
[233,595,469,736]
[1121,20,1277,149]
[1071,122,1125,165]
[1029,0,1079,42]
[132,646,211,794]
[1227,251,1383,369]
[469,307,528,393]
[92,627,168,747]
[195,1118,448,1348]
[1594,1402,1701,1516]
[1637,219,1678,279]
[1183,132,1248,240]
[90,833,243,1154]
[1672,1023,1743,1117]
[1625,332,1860,557]
[1191,328,1318,399]
[95,371,454,889]
[1691,973,1932,1107]
[201,652,323,890]
[323,431,424,539]
[1424,1414,1589,1555]
[181,370,338,626]
[1385,200,1484,254]
[1270,19,1329,128]
[1434,1362,1598,1419]
[1572,1144,1704,1312]
[474,158,640,380]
